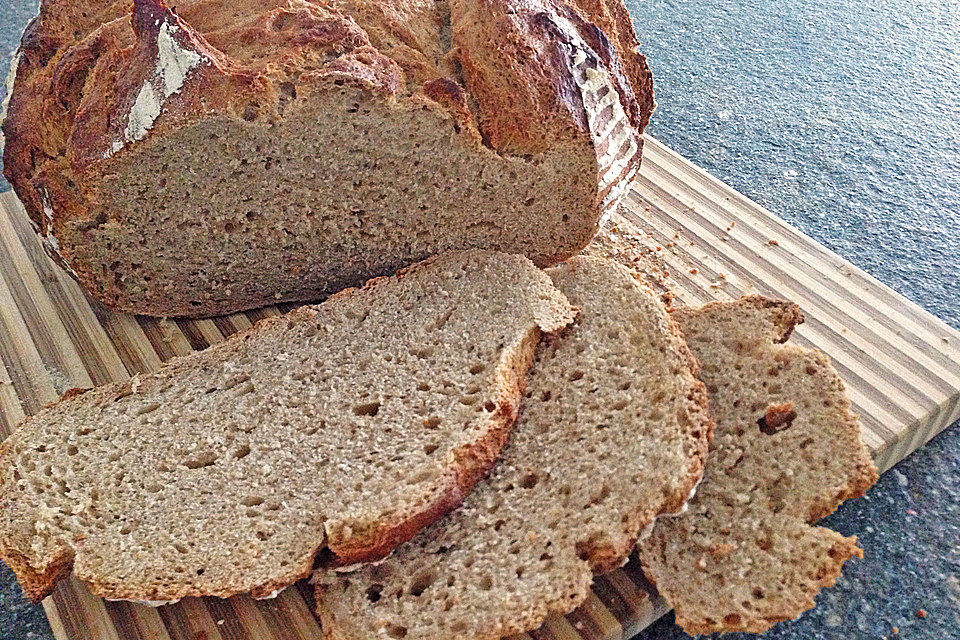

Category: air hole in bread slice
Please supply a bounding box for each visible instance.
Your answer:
[408,568,437,597]
[757,403,796,435]
[365,584,383,602]
[353,402,381,417]
[182,452,217,469]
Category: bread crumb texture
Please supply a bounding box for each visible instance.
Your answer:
[315,256,711,640]
[639,296,879,635]
[2,0,654,317]
[0,250,576,603]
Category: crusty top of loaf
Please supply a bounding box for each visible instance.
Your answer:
[2,0,653,231]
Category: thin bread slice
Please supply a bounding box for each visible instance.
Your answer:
[315,256,712,640]
[639,296,879,634]
[0,250,577,603]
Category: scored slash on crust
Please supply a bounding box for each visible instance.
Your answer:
[105,0,210,158]
[542,7,644,220]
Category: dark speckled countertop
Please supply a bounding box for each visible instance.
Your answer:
[1,0,958,639]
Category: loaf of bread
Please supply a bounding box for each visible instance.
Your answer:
[0,250,576,602]
[315,256,712,640]
[2,0,654,317]
[639,296,879,634]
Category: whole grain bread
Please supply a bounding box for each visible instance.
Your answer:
[2,0,654,317]
[0,250,576,603]
[639,296,879,635]
[315,256,712,640]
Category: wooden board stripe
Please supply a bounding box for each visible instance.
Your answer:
[0,133,958,640]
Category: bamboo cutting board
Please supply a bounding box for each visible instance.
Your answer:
[1,136,959,640]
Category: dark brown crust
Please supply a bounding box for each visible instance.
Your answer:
[0,541,75,603]
[421,77,482,144]
[2,16,57,228]
[449,0,645,156]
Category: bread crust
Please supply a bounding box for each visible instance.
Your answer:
[2,0,655,317]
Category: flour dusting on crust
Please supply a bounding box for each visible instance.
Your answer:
[115,20,205,153]
[126,83,162,143]
[156,21,201,96]
[562,30,640,219]
[35,186,81,278]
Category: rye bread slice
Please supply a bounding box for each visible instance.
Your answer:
[0,250,576,603]
[315,256,712,640]
[639,296,879,634]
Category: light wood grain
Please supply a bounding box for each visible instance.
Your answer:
[0,135,958,640]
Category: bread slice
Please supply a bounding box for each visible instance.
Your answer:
[0,250,576,603]
[315,256,712,640]
[3,0,654,317]
[639,296,879,635]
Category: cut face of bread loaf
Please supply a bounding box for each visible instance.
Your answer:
[639,296,879,635]
[0,250,576,603]
[315,256,712,640]
[2,0,654,317]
